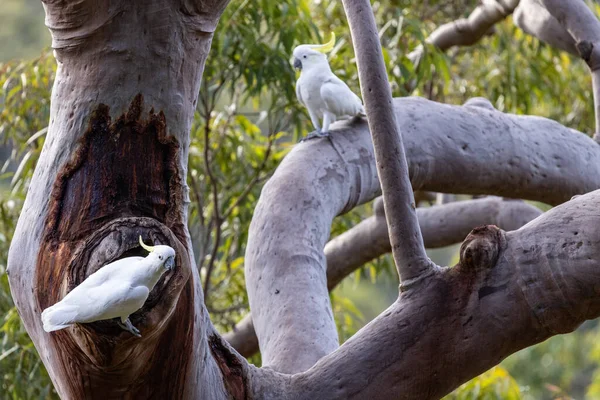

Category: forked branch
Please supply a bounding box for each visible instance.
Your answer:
[226,197,542,357]
[244,95,600,374]
[518,0,600,140]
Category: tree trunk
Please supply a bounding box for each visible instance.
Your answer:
[8,1,600,399]
[7,0,235,398]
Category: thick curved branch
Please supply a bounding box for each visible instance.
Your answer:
[343,0,432,285]
[245,190,600,399]
[538,0,600,63]
[227,197,542,358]
[409,0,520,63]
[326,196,542,289]
[245,96,600,373]
[540,0,600,139]
[513,0,578,55]
[516,0,600,139]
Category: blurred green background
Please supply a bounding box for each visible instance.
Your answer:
[1,0,600,399]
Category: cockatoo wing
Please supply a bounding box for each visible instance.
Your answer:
[41,304,79,332]
[295,79,306,107]
[72,256,145,290]
[321,77,365,118]
[42,280,150,332]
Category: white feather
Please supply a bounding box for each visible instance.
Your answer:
[321,77,365,118]
[293,46,364,134]
[41,247,174,333]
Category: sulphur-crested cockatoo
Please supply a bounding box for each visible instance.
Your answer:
[41,236,175,338]
[293,33,365,141]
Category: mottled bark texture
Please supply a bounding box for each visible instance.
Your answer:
[245,95,600,374]
[7,0,233,398]
[226,196,542,358]
[243,190,600,400]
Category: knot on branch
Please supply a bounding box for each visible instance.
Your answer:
[463,97,496,111]
[576,40,594,64]
[459,225,505,271]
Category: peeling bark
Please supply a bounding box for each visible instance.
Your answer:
[8,0,234,398]
[227,197,542,358]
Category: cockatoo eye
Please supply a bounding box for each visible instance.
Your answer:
[303,55,307,59]
[158,255,163,260]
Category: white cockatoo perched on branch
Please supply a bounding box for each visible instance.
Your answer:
[41,236,175,338]
[293,33,365,141]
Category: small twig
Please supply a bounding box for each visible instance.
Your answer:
[189,173,206,230]
[189,172,208,268]
[202,111,222,301]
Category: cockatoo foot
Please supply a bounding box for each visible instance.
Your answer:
[300,130,330,142]
[118,318,142,338]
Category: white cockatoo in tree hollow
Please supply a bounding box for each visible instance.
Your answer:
[293,33,365,141]
[41,236,175,338]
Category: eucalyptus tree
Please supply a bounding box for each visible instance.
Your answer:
[6,0,600,398]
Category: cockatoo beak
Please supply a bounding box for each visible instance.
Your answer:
[165,257,175,271]
[293,58,302,70]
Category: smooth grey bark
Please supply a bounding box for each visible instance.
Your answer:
[513,0,578,55]
[343,0,432,285]
[516,0,600,139]
[9,0,600,398]
[539,0,600,140]
[409,0,520,64]
[326,196,543,289]
[245,95,600,374]
[242,189,600,399]
[226,196,542,358]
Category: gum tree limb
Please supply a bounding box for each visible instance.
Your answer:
[244,96,600,373]
[343,0,433,285]
[226,196,542,358]
[409,0,521,64]
[517,0,600,139]
[244,190,600,399]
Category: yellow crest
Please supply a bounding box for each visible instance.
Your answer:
[139,235,155,253]
[313,33,336,53]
